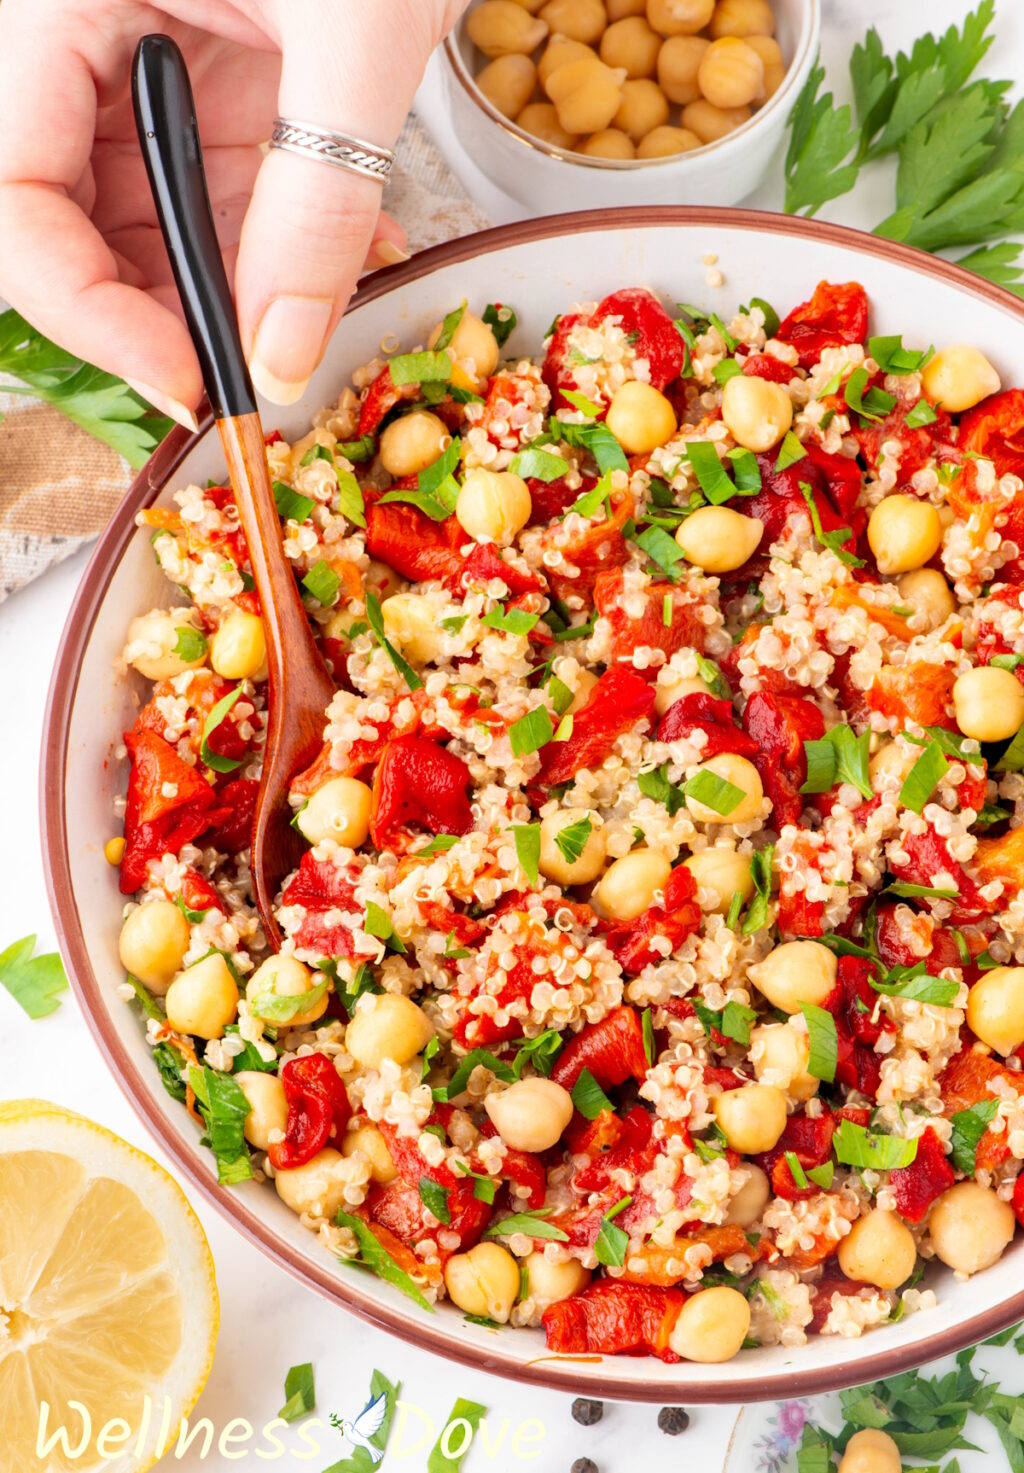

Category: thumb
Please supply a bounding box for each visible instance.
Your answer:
[236,2,438,405]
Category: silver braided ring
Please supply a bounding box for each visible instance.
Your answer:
[269,118,394,186]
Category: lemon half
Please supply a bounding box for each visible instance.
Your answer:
[0,1100,219,1473]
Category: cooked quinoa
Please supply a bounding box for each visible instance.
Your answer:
[113,282,1024,1364]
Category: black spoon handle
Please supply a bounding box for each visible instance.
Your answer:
[131,33,256,419]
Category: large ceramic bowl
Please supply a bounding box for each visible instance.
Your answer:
[42,208,1024,1403]
[440,0,819,212]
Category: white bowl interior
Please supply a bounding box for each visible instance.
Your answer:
[62,216,1024,1398]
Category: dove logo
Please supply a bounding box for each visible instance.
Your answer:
[330,1392,389,1465]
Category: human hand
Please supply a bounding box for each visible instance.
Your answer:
[0,0,468,423]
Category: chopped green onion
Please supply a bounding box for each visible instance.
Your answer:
[899,740,949,813]
[433,302,467,351]
[832,1119,918,1170]
[905,397,938,428]
[199,683,244,774]
[364,590,423,690]
[509,706,554,757]
[481,604,539,636]
[800,1002,837,1083]
[683,769,745,815]
[512,823,541,886]
[686,441,736,504]
[302,560,341,607]
[389,351,452,386]
[594,1196,632,1268]
[774,431,806,471]
[571,1067,614,1120]
[509,446,568,482]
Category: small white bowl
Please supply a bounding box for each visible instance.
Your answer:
[440,0,819,212]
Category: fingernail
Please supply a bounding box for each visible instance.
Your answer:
[370,240,411,267]
[248,296,333,406]
[125,378,199,433]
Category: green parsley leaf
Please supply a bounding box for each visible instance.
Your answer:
[152,1042,187,1102]
[512,823,541,886]
[899,739,949,813]
[483,302,517,347]
[775,431,807,471]
[434,1049,516,1104]
[594,1196,632,1268]
[561,388,604,417]
[0,935,68,1019]
[638,763,686,816]
[683,768,745,816]
[991,653,1024,672]
[686,440,736,504]
[336,1211,434,1311]
[433,302,467,351]
[249,979,330,1023]
[279,1363,316,1423]
[512,1029,564,1078]
[713,357,743,384]
[365,590,423,691]
[800,1002,838,1082]
[485,1208,569,1242]
[509,706,554,757]
[807,1161,835,1190]
[904,397,939,428]
[427,1398,488,1473]
[172,625,208,662]
[996,722,1024,773]
[833,1119,918,1170]
[798,481,864,567]
[741,845,775,936]
[419,1176,452,1225]
[199,683,244,773]
[302,560,342,607]
[727,446,763,493]
[571,1067,614,1120]
[950,1099,1000,1174]
[636,523,686,580]
[844,366,896,422]
[553,417,629,473]
[509,446,568,482]
[364,901,407,954]
[415,834,460,857]
[554,815,593,866]
[867,335,933,375]
[188,1066,253,1185]
[454,1161,499,1204]
[481,604,539,636]
[870,963,958,1007]
[337,433,375,464]
[389,352,452,386]
[721,1001,757,1046]
[745,297,781,337]
[547,675,574,714]
[784,62,862,216]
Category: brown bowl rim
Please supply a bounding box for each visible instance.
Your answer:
[40,204,1024,1403]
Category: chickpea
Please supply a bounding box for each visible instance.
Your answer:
[657,35,709,104]
[684,752,763,825]
[118,900,191,994]
[485,1077,575,1151]
[523,1250,591,1306]
[668,1285,751,1362]
[580,128,637,158]
[838,1429,902,1473]
[714,1083,787,1154]
[953,665,1024,743]
[539,807,607,885]
[275,1147,351,1219]
[675,504,764,572]
[929,1181,1015,1275]
[477,54,538,117]
[748,939,837,1014]
[594,848,672,921]
[838,1209,918,1291]
[601,17,662,77]
[607,0,646,17]
[344,993,435,1069]
[546,57,628,134]
[698,37,764,108]
[605,380,677,453]
[897,568,956,631]
[342,1122,397,1183]
[921,345,1001,413]
[709,0,775,37]
[540,0,607,43]
[445,1241,522,1322]
[683,846,755,912]
[537,35,598,86]
[467,0,549,56]
[165,953,239,1039]
[614,79,670,140]
[456,468,532,544]
[364,557,404,604]
[745,33,785,97]
[381,592,444,666]
[868,741,912,791]
[647,0,715,37]
[429,310,500,390]
[379,411,449,478]
[509,0,546,11]
[235,1071,289,1151]
[751,1022,818,1102]
[209,610,268,681]
[721,373,793,451]
[867,495,942,576]
[726,1163,770,1227]
[654,668,711,714]
[966,966,1024,1056]
[295,776,373,848]
[123,609,208,682]
[516,101,580,149]
[247,953,329,1028]
[682,97,751,141]
[636,124,702,157]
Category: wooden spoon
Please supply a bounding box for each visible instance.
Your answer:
[132,34,336,948]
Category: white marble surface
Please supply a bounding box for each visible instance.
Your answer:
[3,3,1024,1469]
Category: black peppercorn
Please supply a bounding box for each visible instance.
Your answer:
[571,1460,598,1473]
[571,1398,604,1427]
[658,1406,691,1435]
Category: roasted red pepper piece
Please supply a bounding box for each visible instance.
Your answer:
[455,541,546,597]
[742,690,824,830]
[868,663,955,731]
[874,902,970,974]
[374,1120,494,1251]
[365,502,465,584]
[551,1005,649,1092]
[542,1280,685,1362]
[888,1126,954,1223]
[808,1275,862,1334]
[538,666,655,787]
[541,492,633,604]
[939,1047,1018,1172]
[758,1111,835,1200]
[657,691,758,755]
[959,388,1024,479]
[357,365,419,435]
[741,450,860,570]
[119,729,226,893]
[269,1053,351,1170]
[777,281,868,368]
[605,864,701,975]
[594,569,706,661]
[593,289,684,390]
[178,868,221,915]
[1013,1171,1024,1231]
[854,402,953,486]
[280,851,361,958]
[571,1105,654,1194]
[527,473,591,524]
[801,440,863,520]
[742,354,794,383]
[890,824,993,922]
[370,734,474,848]
[775,888,826,939]
[204,777,258,855]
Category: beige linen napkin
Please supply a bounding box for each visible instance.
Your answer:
[0,116,491,603]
